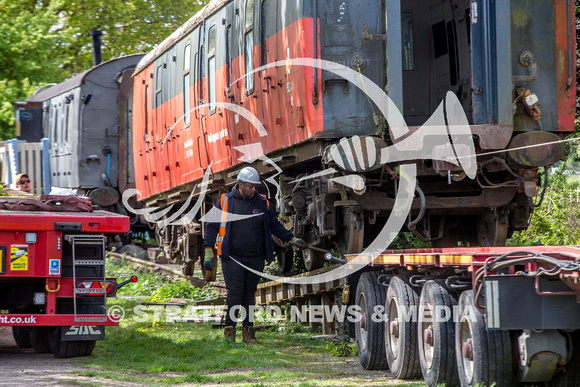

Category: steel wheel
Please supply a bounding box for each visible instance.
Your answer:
[338,207,364,259]
[300,231,325,271]
[477,211,508,247]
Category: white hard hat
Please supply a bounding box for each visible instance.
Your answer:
[237,167,261,185]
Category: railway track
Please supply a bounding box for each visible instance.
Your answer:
[107,251,228,297]
[107,251,345,334]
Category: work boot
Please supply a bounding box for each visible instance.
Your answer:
[242,326,258,344]
[224,326,236,342]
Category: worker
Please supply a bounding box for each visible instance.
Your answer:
[15,173,31,193]
[203,166,307,343]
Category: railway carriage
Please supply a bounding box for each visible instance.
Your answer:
[132,0,576,273]
[19,54,145,226]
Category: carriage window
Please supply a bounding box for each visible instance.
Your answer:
[145,85,149,137]
[155,64,163,107]
[260,0,267,67]
[64,104,70,142]
[401,13,414,71]
[199,46,205,104]
[183,44,191,126]
[226,25,232,90]
[244,0,255,94]
[208,26,217,114]
[52,107,58,147]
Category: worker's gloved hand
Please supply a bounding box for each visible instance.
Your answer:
[204,248,214,270]
[290,237,308,250]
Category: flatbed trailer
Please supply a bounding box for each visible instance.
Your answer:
[0,195,131,357]
[347,245,580,386]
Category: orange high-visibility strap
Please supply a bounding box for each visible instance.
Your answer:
[216,194,228,255]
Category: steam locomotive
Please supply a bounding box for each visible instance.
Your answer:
[17,0,576,274]
[131,0,575,273]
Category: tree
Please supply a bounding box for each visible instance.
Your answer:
[52,0,206,73]
[0,1,62,139]
[0,0,207,139]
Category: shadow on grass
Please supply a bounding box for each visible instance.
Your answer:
[73,299,424,386]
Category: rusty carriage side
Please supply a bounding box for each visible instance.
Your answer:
[131,0,575,277]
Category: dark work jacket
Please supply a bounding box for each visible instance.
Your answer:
[204,185,294,263]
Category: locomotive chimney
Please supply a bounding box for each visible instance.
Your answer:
[90,30,103,66]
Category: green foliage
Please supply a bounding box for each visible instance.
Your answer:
[53,0,206,73]
[326,336,358,357]
[0,1,62,139]
[507,164,580,246]
[0,0,207,139]
[146,282,217,303]
[388,232,431,250]
[106,258,216,302]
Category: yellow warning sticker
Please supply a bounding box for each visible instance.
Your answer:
[11,245,28,271]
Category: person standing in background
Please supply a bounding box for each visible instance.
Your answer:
[15,173,31,193]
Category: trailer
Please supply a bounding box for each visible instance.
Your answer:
[0,194,132,358]
[344,246,580,386]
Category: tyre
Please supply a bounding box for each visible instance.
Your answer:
[455,290,514,386]
[355,271,388,370]
[550,330,580,387]
[12,326,32,348]
[49,327,96,358]
[384,275,421,379]
[346,271,362,339]
[418,280,459,386]
[30,327,52,353]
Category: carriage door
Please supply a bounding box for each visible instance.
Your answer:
[470,0,512,129]
[60,89,78,188]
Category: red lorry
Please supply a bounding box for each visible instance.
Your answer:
[0,195,131,358]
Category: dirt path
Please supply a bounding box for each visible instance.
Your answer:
[0,326,81,385]
[0,326,144,386]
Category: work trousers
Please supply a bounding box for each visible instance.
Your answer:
[221,256,264,328]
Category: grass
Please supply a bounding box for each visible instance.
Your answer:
[65,259,426,385]
[70,298,424,386]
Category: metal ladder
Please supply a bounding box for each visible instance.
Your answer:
[64,234,108,323]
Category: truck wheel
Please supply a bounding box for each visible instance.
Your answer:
[346,271,362,339]
[418,280,459,386]
[12,326,32,348]
[30,327,52,353]
[355,271,388,370]
[551,330,580,386]
[385,275,421,379]
[455,290,514,386]
[49,327,96,358]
